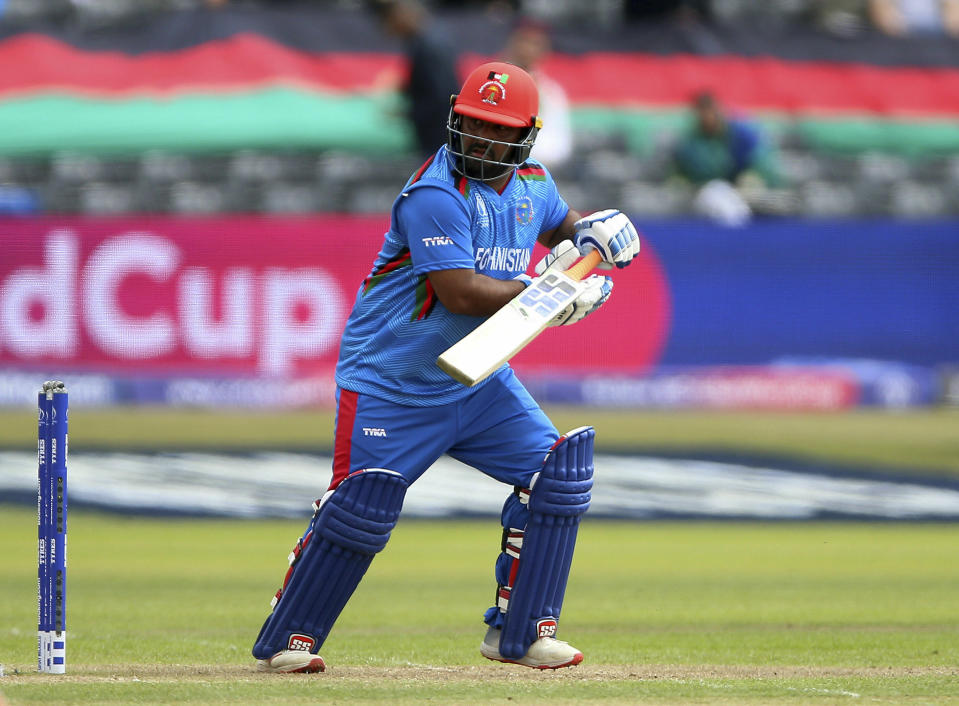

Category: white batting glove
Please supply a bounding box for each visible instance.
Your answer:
[573,209,640,269]
[533,239,579,276]
[532,241,613,326]
[513,272,534,288]
[551,275,613,326]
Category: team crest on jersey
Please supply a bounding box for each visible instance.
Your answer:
[515,196,534,225]
[287,633,316,651]
[479,71,508,105]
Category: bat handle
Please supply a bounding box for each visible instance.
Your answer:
[563,249,604,281]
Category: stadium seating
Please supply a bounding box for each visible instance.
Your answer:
[1,3,956,217]
[1,140,957,216]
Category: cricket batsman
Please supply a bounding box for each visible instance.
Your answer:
[252,61,640,672]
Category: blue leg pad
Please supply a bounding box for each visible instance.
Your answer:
[496,427,594,659]
[252,469,407,659]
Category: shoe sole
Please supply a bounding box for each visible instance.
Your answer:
[257,656,326,673]
[481,648,583,670]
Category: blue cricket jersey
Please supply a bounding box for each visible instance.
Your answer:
[335,146,569,406]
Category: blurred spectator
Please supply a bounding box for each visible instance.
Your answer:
[808,0,871,37]
[623,0,712,24]
[671,91,782,226]
[435,0,518,10]
[501,18,572,169]
[371,0,461,158]
[867,0,959,37]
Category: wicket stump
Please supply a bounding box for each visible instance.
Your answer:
[38,380,67,674]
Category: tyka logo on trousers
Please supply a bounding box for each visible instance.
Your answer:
[362,427,387,437]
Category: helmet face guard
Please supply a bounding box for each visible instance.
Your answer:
[446,107,540,183]
[445,61,541,183]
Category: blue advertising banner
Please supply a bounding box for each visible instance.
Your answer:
[640,219,959,367]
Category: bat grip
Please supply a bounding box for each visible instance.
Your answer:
[563,249,603,281]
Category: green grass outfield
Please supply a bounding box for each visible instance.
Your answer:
[0,509,957,705]
[1,407,958,477]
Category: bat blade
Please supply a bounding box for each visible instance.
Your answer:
[437,250,602,387]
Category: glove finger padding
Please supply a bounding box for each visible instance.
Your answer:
[551,275,613,326]
[533,239,579,276]
[573,209,640,269]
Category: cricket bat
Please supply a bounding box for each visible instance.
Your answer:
[437,249,603,387]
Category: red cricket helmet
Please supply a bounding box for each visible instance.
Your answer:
[447,61,542,182]
[453,61,540,128]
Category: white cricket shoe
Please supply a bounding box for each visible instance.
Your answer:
[256,650,326,673]
[480,627,583,669]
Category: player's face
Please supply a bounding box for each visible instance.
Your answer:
[459,117,524,179]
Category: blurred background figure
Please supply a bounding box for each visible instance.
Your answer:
[868,0,959,37]
[671,90,782,226]
[502,17,573,170]
[808,0,871,37]
[622,0,712,24]
[371,0,461,159]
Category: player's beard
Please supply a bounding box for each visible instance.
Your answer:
[461,143,514,182]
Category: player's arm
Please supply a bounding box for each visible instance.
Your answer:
[434,203,601,316]
[401,186,527,317]
[427,268,526,317]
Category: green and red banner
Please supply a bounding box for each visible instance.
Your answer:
[2,23,958,158]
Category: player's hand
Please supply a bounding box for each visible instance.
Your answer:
[533,239,579,276]
[550,274,613,327]
[573,209,640,269]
